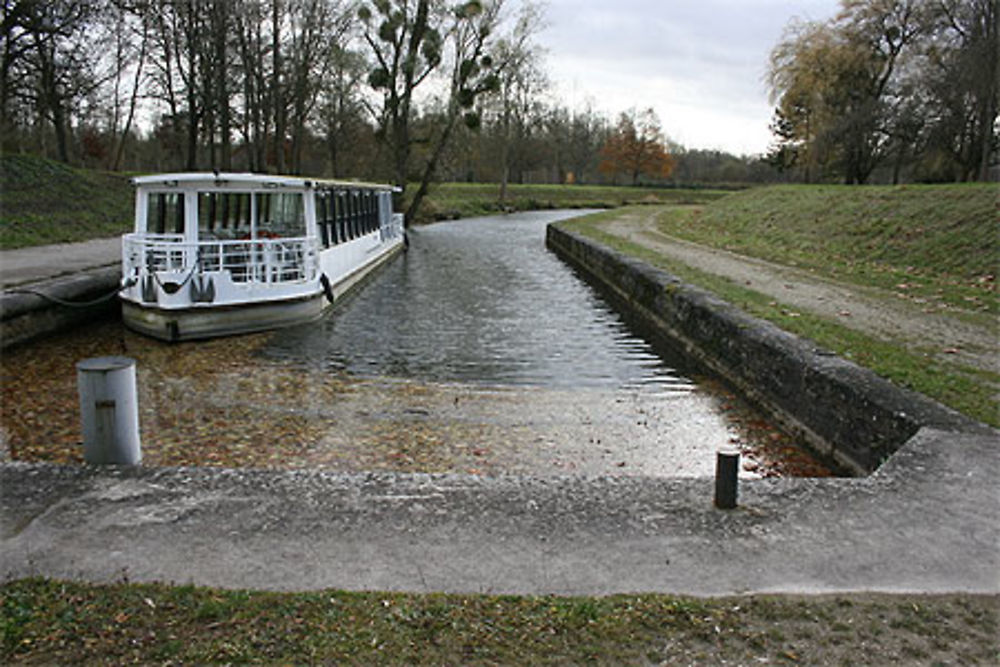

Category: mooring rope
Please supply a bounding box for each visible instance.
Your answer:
[5,277,138,308]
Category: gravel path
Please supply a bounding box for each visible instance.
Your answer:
[603,210,999,376]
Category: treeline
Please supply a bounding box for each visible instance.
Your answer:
[767,0,997,184]
[0,0,781,202]
[3,0,990,218]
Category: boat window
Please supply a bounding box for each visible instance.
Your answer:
[366,191,376,233]
[198,192,252,239]
[333,193,343,243]
[351,190,362,238]
[362,191,371,233]
[317,192,335,247]
[146,192,184,235]
[337,192,350,241]
[256,192,306,238]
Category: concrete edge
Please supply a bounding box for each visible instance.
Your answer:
[0,267,122,350]
[2,421,998,595]
[545,223,993,475]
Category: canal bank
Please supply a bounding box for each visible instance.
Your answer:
[545,224,994,475]
[0,238,121,349]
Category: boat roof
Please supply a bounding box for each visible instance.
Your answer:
[132,172,398,191]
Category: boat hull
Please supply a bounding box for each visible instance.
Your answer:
[122,293,327,342]
[122,239,404,341]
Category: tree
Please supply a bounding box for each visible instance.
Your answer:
[598,108,674,185]
[766,0,996,184]
[101,0,149,171]
[919,0,998,181]
[484,0,546,202]
[359,0,509,224]
[766,5,923,185]
[319,45,371,177]
[1,0,100,162]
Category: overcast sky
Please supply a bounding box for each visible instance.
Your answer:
[539,0,842,156]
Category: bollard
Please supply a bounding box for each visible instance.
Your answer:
[77,356,141,465]
[714,449,739,509]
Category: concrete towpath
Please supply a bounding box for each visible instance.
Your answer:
[2,430,998,596]
[0,237,120,288]
[0,237,123,349]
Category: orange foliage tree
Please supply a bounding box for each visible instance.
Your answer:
[598,108,675,185]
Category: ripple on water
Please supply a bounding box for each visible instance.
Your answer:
[263,211,698,395]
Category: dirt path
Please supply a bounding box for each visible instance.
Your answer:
[603,210,999,375]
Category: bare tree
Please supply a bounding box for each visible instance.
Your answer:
[101,0,149,171]
[486,0,547,202]
[2,0,99,162]
[359,0,515,224]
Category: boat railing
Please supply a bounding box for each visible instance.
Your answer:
[123,233,320,286]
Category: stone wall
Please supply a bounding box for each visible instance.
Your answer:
[546,224,988,475]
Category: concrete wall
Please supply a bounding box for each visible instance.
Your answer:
[0,268,121,350]
[546,224,989,475]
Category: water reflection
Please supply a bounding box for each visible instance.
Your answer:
[265,210,697,394]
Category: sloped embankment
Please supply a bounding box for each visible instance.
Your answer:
[0,154,134,249]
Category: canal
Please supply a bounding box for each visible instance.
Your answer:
[0,211,830,477]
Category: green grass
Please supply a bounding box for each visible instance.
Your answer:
[652,184,998,315]
[411,182,730,223]
[2,579,996,664]
[562,199,999,427]
[0,153,730,248]
[0,154,136,248]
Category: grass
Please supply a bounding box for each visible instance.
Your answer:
[0,154,135,248]
[562,193,999,427]
[408,182,731,223]
[651,184,998,315]
[2,578,996,664]
[0,153,729,248]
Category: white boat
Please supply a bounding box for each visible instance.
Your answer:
[120,172,405,341]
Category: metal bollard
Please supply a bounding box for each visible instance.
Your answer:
[714,449,739,509]
[77,356,142,465]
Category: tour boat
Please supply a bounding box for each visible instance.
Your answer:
[120,172,404,341]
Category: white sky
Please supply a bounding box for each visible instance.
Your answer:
[539,0,842,156]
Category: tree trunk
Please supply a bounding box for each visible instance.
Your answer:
[271,0,285,173]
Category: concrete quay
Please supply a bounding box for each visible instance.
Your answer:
[0,238,121,349]
[1,424,997,596]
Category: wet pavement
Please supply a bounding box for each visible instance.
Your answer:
[2,423,997,596]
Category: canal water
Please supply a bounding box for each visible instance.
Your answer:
[265,210,694,392]
[0,210,831,477]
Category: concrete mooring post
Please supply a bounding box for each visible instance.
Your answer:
[77,356,141,465]
[714,449,740,509]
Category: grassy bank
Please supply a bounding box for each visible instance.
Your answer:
[2,579,996,664]
[409,182,730,223]
[561,183,998,426]
[0,153,728,249]
[0,155,135,248]
[651,184,998,315]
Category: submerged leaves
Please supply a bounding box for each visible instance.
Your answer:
[1,320,830,477]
